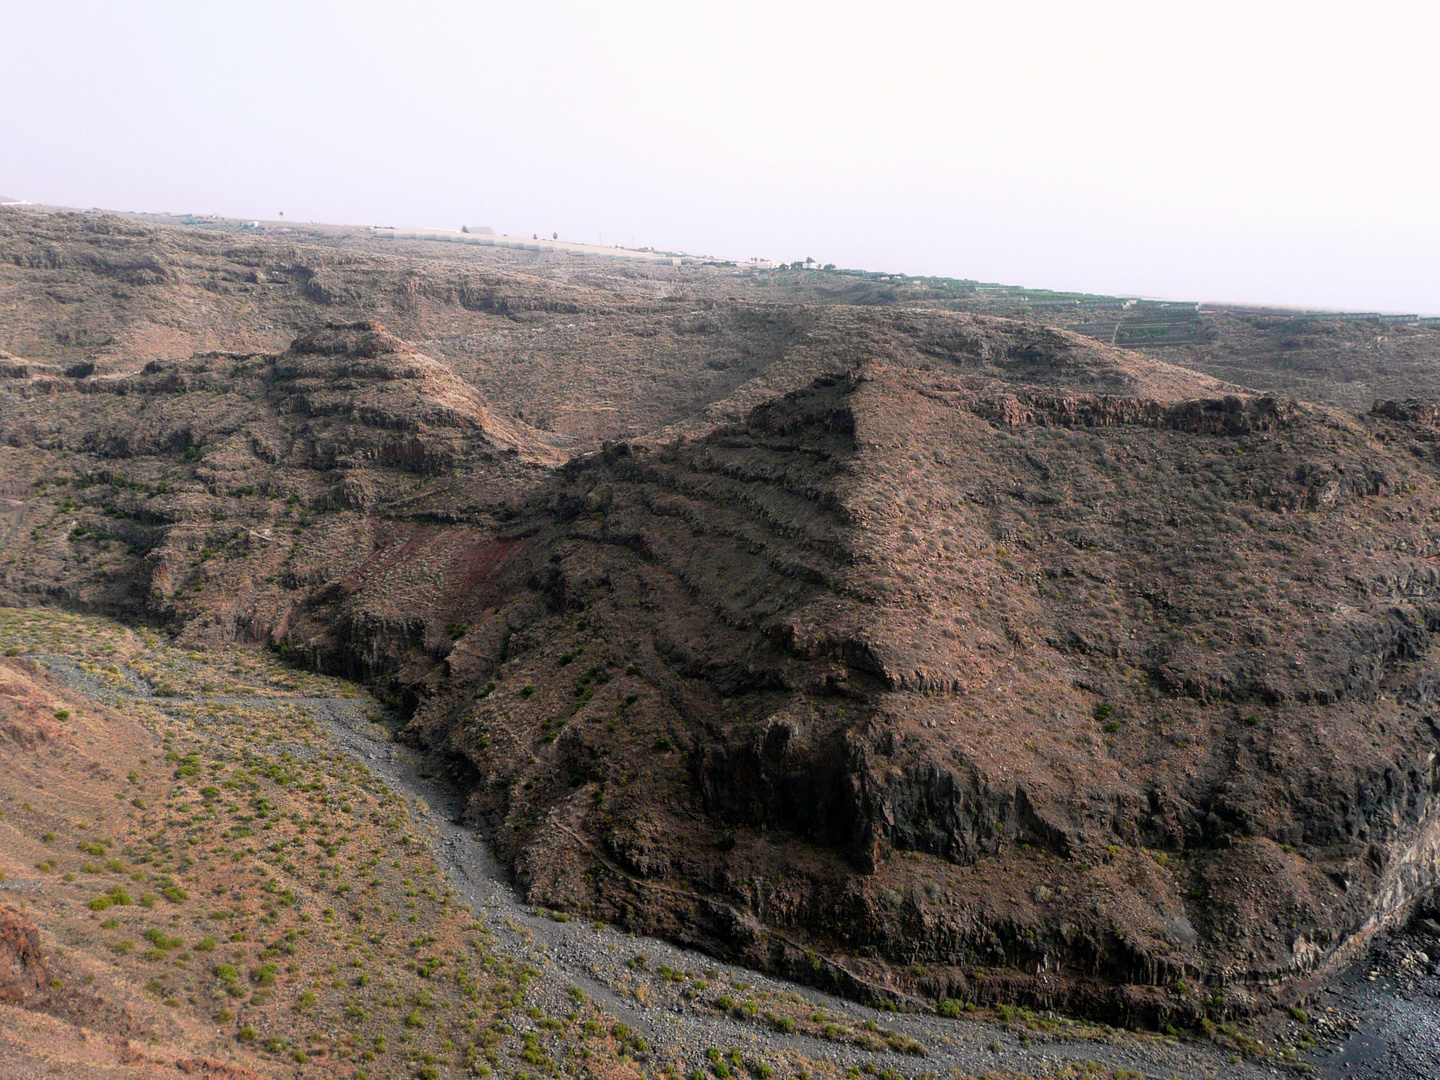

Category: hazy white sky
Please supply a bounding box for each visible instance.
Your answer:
[3,1,1436,311]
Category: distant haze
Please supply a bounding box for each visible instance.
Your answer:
[3,1,1436,312]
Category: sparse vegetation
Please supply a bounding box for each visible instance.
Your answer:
[1,206,1427,1078]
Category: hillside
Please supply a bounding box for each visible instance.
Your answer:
[392,358,1440,1026]
[4,204,1440,1057]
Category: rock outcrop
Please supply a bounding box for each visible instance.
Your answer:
[385,359,1440,1023]
[6,204,1440,1028]
[0,905,46,1003]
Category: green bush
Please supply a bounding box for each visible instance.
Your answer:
[251,963,279,985]
[143,929,183,950]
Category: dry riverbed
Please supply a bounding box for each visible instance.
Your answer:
[0,607,1306,1079]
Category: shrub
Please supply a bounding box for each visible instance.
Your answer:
[143,929,183,950]
[251,963,279,985]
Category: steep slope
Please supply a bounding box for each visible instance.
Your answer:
[0,322,555,630]
[7,281,1440,1030]
[358,359,1440,1025]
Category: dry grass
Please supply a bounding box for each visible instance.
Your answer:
[0,607,688,1079]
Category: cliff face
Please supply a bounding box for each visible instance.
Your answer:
[288,352,1424,1023]
[7,210,1440,1027]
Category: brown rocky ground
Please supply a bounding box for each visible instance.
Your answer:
[0,608,1273,1080]
[392,359,1440,1028]
[0,608,679,1079]
[7,205,1438,437]
[4,205,1440,1059]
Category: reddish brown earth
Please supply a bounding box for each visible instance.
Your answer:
[5,205,1440,1037]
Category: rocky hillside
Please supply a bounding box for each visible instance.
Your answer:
[384,358,1440,1026]
[6,207,1440,1033]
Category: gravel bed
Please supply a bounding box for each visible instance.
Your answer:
[311,696,1277,1079]
[36,656,1287,1079]
[1305,925,1440,1079]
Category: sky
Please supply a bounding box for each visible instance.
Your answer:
[2,1,1437,312]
